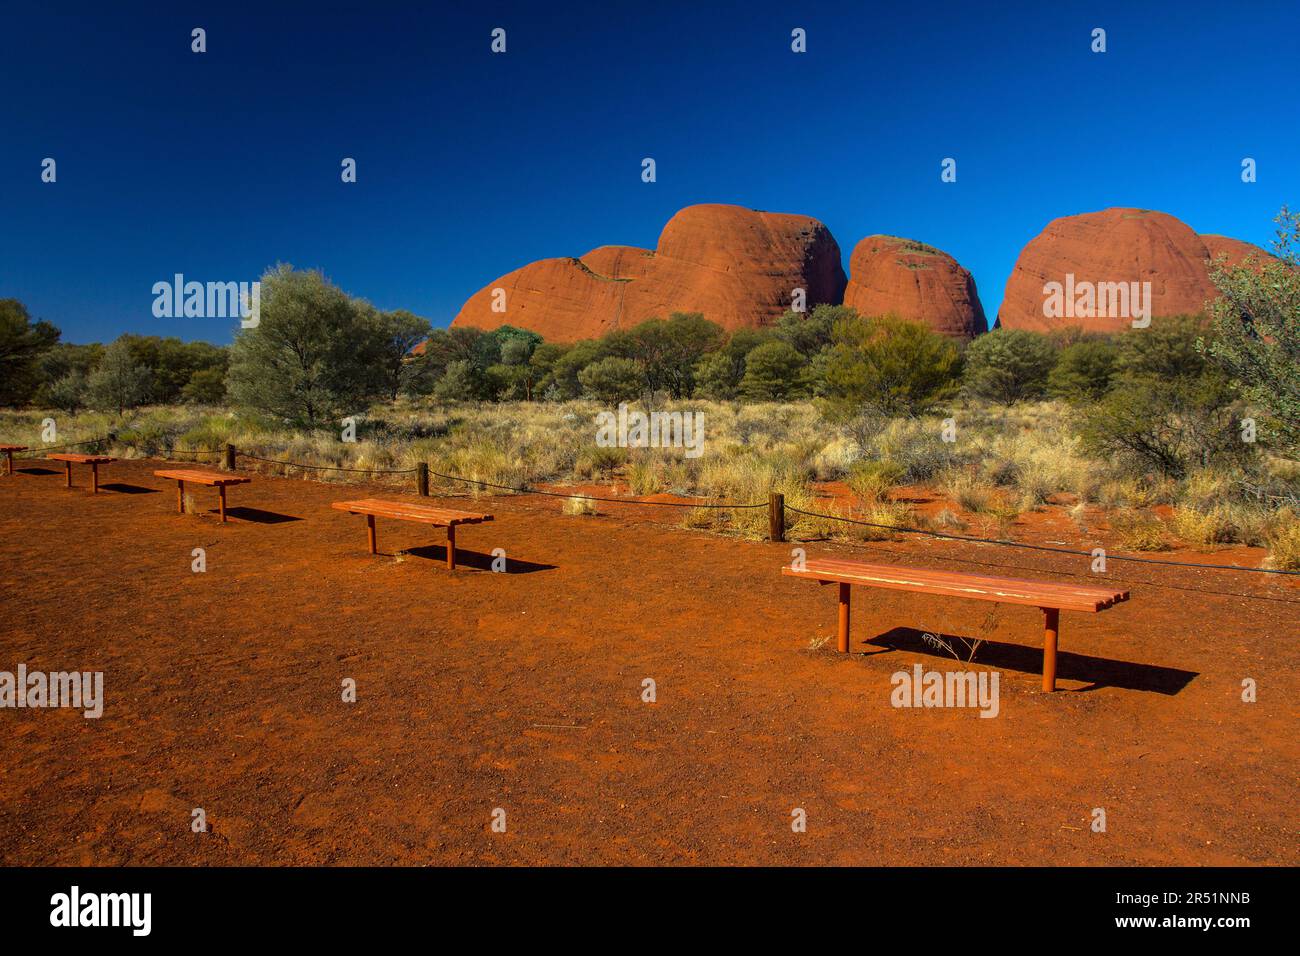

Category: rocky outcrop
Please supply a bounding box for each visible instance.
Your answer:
[842,236,985,338]
[1201,234,1274,273]
[450,204,847,341]
[997,208,1269,333]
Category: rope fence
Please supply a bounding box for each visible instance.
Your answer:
[424,466,765,509]
[237,451,417,475]
[784,504,1300,577]
[6,434,1299,580]
[14,436,113,458]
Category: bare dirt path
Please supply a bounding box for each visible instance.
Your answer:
[1,459,1296,865]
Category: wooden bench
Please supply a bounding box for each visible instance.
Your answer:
[0,445,27,476]
[331,498,493,570]
[48,453,117,493]
[154,469,252,522]
[782,558,1130,691]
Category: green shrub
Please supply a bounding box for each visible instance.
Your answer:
[821,313,961,415]
[963,328,1056,404]
[847,459,905,502]
[1047,339,1118,401]
[578,357,644,404]
[739,341,806,401]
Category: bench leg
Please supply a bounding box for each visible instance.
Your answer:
[177,480,185,514]
[91,462,99,494]
[1042,607,1060,692]
[446,524,456,571]
[4,451,12,476]
[837,582,851,653]
[64,461,72,488]
[366,514,377,554]
[219,485,227,523]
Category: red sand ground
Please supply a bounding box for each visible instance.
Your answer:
[1,458,1296,865]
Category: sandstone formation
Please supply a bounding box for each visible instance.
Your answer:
[842,236,985,338]
[450,204,847,341]
[997,208,1269,333]
[1201,234,1274,272]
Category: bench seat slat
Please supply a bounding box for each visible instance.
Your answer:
[331,498,493,526]
[791,557,1125,598]
[153,469,252,486]
[49,453,116,464]
[783,559,1127,612]
[798,558,1126,604]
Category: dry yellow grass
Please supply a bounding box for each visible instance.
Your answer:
[1109,509,1170,551]
[563,495,598,516]
[4,400,1295,555]
[1264,508,1300,570]
[1168,507,1233,548]
[847,459,904,504]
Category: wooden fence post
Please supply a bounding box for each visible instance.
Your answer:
[417,462,430,497]
[769,492,785,542]
[223,443,236,471]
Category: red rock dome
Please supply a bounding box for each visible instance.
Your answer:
[997,208,1266,333]
[451,204,847,341]
[842,235,985,338]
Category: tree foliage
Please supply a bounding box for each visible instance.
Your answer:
[1204,206,1300,450]
[822,313,961,415]
[0,299,61,406]
[225,265,384,426]
[962,328,1055,404]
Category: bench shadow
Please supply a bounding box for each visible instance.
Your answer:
[15,466,58,475]
[99,483,160,495]
[401,545,556,574]
[219,506,302,524]
[864,626,1197,695]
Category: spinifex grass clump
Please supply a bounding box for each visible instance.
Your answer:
[3,398,1295,561]
[1265,510,1300,570]
[563,495,597,516]
[1109,509,1169,552]
[847,459,904,504]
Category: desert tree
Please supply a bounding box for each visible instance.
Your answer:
[739,340,807,401]
[822,313,961,416]
[774,303,849,357]
[45,369,89,413]
[88,337,153,413]
[578,356,645,404]
[225,265,385,427]
[542,340,604,400]
[0,298,61,406]
[1047,338,1118,402]
[1080,316,1247,479]
[619,312,726,398]
[962,328,1056,404]
[1203,206,1300,451]
[373,308,432,401]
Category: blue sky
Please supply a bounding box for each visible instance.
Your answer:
[2,0,1297,344]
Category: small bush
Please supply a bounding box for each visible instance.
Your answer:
[1110,509,1169,551]
[963,329,1056,404]
[627,459,662,496]
[578,357,644,404]
[847,459,904,503]
[939,468,991,513]
[681,506,722,530]
[1168,507,1233,547]
[933,507,966,530]
[573,445,626,479]
[1264,509,1300,570]
[854,501,917,540]
[563,495,597,516]
[1047,339,1117,402]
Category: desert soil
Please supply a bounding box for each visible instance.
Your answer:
[1,458,1296,865]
